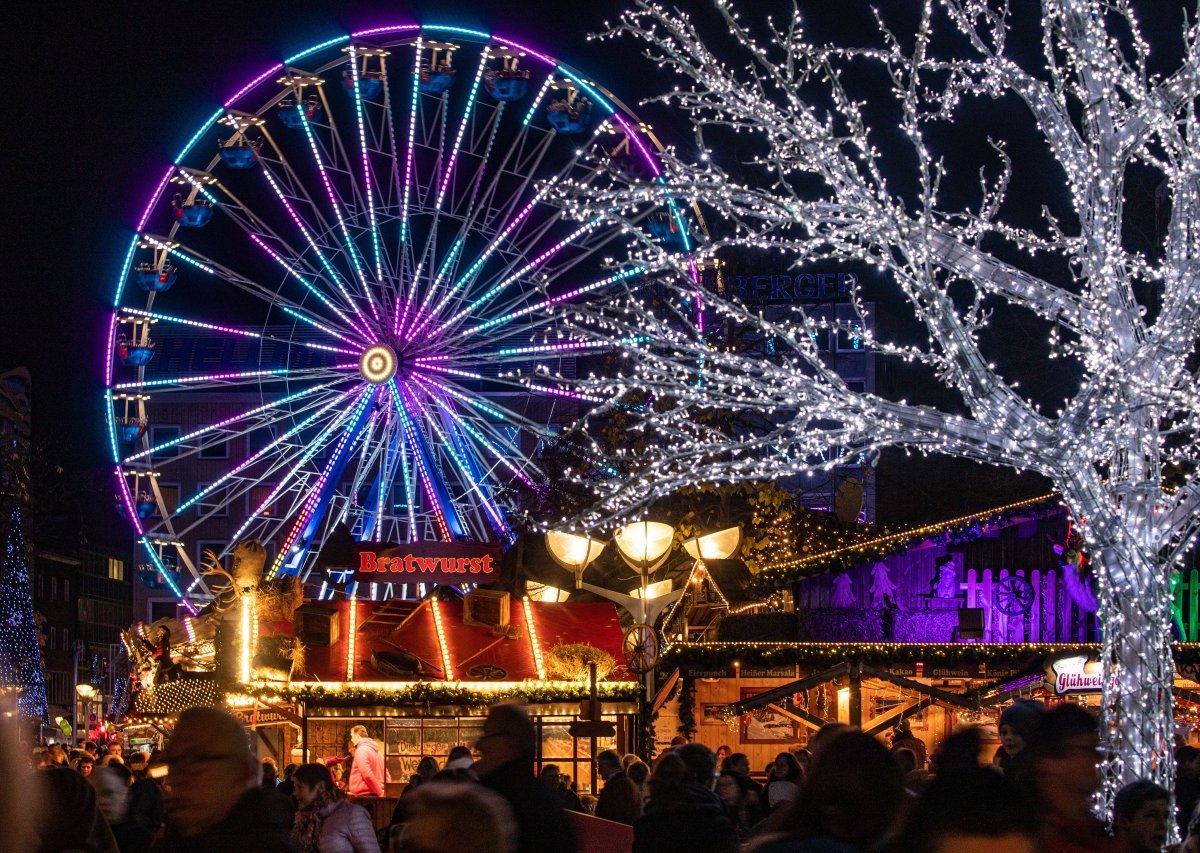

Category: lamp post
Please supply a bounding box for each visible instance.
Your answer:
[75,683,96,743]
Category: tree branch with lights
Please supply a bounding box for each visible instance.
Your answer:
[552,0,1199,802]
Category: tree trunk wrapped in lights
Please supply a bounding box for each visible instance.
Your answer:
[551,0,1199,803]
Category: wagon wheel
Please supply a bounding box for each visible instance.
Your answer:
[466,664,507,681]
[994,575,1036,616]
[622,623,660,674]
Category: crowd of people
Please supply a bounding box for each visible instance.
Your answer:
[8,699,1200,851]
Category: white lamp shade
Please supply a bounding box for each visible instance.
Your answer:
[682,524,743,561]
[527,582,570,603]
[613,521,675,569]
[631,579,675,600]
[545,530,606,570]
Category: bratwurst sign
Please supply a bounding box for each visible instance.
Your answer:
[345,542,501,587]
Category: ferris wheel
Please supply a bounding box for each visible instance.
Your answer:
[103,22,695,608]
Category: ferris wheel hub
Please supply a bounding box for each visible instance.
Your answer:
[360,344,398,384]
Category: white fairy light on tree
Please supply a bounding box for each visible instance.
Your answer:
[550,0,1199,807]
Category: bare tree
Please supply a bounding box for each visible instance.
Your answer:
[554,0,1199,798]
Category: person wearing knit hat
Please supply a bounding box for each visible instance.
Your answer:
[993,699,1046,773]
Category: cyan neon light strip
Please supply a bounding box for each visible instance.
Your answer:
[399,36,422,249]
[279,304,365,348]
[104,391,120,463]
[347,46,385,280]
[415,393,507,532]
[125,381,340,464]
[140,538,198,615]
[286,35,351,66]
[174,108,225,163]
[422,24,490,39]
[119,307,357,354]
[296,109,381,322]
[435,49,489,211]
[180,389,354,513]
[469,267,643,334]
[554,66,614,114]
[224,64,284,107]
[177,170,220,205]
[523,74,555,126]
[140,237,217,275]
[404,239,464,340]
[351,24,420,38]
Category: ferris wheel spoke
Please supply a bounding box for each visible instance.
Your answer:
[123,380,348,465]
[346,45,387,281]
[113,365,354,394]
[435,49,490,213]
[118,308,359,357]
[388,381,457,541]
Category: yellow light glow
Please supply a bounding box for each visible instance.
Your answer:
[682,525,743,561]
[523,597,547,679]
[359,344,398,384]
[346,595,358,682]
[631,579,674,600]
[545,531,606,570]
[613,521,675,569]
[527,582,569,603]
[240,594,254,683]
[430,597,454,680]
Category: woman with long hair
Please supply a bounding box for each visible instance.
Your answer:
[764,751,802,812]
[292,762,380,853]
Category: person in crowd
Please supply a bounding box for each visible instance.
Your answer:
[92,763,154,853]
[792,748,812,779]
[109,743,125,762]
[128,751,166,835]
[764,751,803,812]
[326,758,346,790]
[474,702,576,853]
[392,781,517,853]
[36,764,120,853]
[278,763,298,799]
[806,723,852,760]
[929,726,985,777]
[669,735,689,747]
[150,706,293,852]
[994,698,1045,773]
[348,725,386,797]
[47,744,69,767]
[720,752,766,822]
[634,744,737,853]
[595,748,641,824]
[892,766,1040,853]
[1112,780,1171,853]
[890,722,927,771]
[263,757,281,787]
[75,753,96,777]
[579,794,597,815]
[626,759,650,804]
[292,762,380,853]
[715,744,732,767]
[85,740,100,759]
[715,769,761,840]
[539,764,583,812]
[1009,702,1121,853]
[1178,746,1200,834]
[749,731,904,853]
[445,745,474,771]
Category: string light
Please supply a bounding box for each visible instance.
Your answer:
[346,594,359,681]
[430,597,454,680]
[557,1,1200,806]
[523,598,547,679]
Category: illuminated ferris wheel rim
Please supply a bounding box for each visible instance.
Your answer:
[103,20,696,614]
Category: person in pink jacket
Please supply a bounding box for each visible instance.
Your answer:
[348,725,386,797]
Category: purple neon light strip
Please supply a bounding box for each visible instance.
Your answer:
[411,377,535,488]
[492,36,554,68]
[466,266,643,337]
[347,46,384,280]
[119,307,358,355]
[116,467,144,536]
[258,170,373,337]
[124,380,342,463]
[401,238,463,342]
[407,388,506,531]
[224,63,285,107]
[296,109,381,323]
[137,166,176,232]
[113,367,310,391]
[233,396,360,544]
[181,388,355,513]
[436,219,598,334]
[435,49,489,211]
[268,387,377,576]
[388,381,452,541]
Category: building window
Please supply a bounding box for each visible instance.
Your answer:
[197,541,228,573]
[48,627,56,650]
[195,483,229,518]
[63,580,69,601]
[108,558,125,581]
[62,628,69,651]
[198,435,229,460]
[156,483,180,519]
[150,425,182,460]
[835,323,865,351]
[248,484,279,518]
[50,578,57,600]
[843,379,867,393]
[149,601,177,623]
[37,575,43,598]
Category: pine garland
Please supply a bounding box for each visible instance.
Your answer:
[240,681,642,708]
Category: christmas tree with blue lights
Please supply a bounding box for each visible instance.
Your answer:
[0,507,48,721]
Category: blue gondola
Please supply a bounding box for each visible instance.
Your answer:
[218,137,261,169]
[547,97,595,134]
[342,71,384,99]
[278,97,322,128]
[648,212,689,248]
[117,419,146,443]
[135,498,156,520]
[117,339,155,367]
[135,263,177,292]
[173,198,213,228]
[419,67,456,95]
[484,70,529,102]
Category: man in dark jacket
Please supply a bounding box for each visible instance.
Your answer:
[594,749,641,824]
[150,706,294,852]
[634,744,737,853]
[475,702,577,853]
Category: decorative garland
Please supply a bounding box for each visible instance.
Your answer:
[676,677,697,740]
[239,681,642,709]
[660,642,1106,670]
[748,495,1064,595]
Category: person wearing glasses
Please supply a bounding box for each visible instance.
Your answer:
[150,706,293,852]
